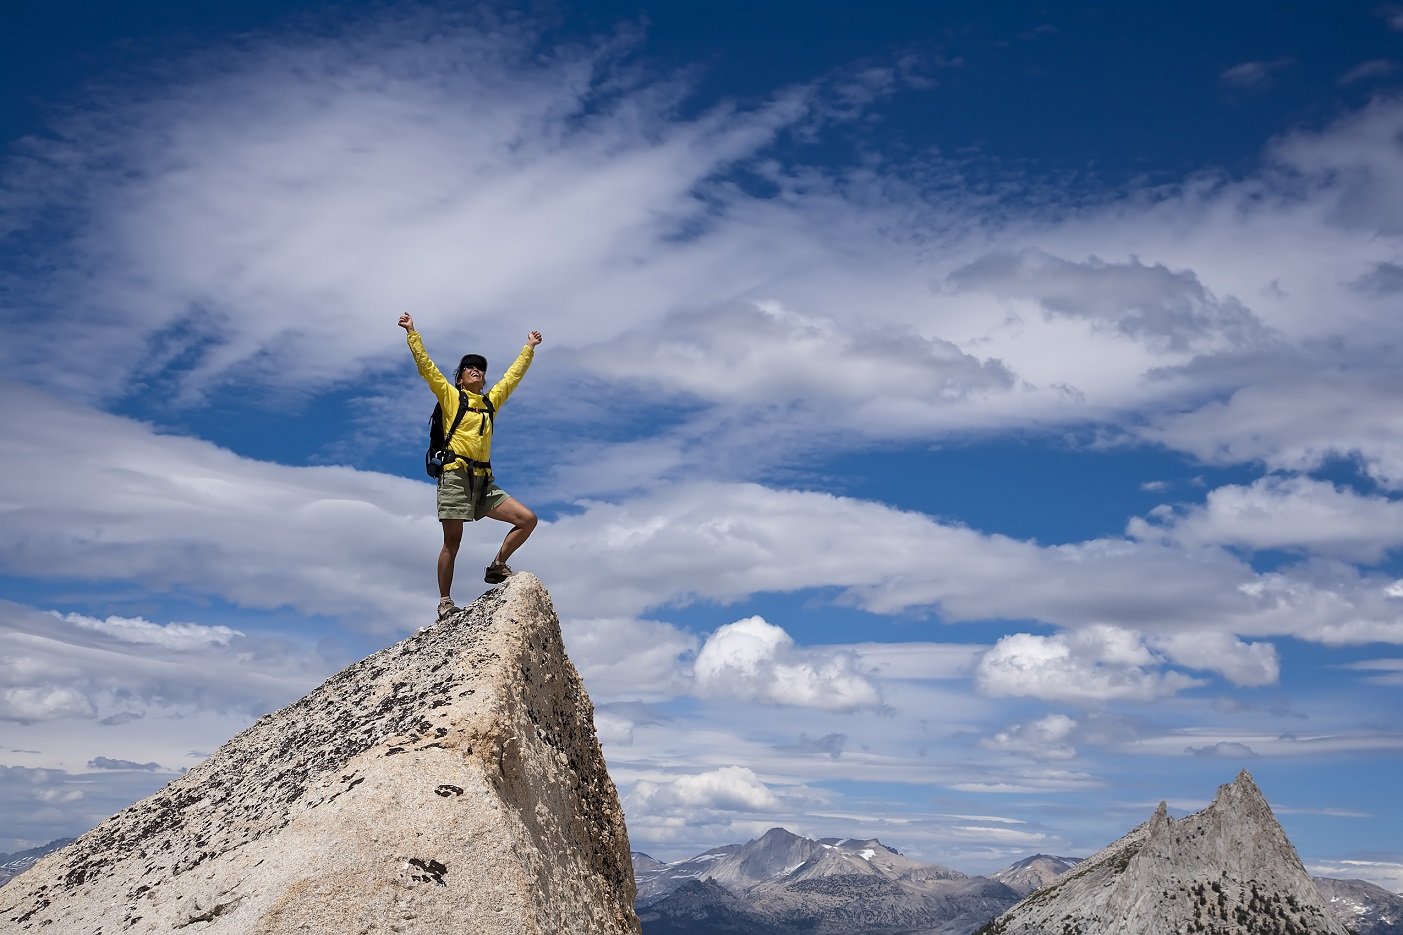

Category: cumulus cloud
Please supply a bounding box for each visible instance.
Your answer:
[981,714,1079,760]
[1148,632,1279,687]
[0,687,95,723]
[975,627,1204,703]
[692,616,883,712]
[632,765,783,812]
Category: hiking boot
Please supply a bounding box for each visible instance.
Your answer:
[484,562,513,584]
[437,596,459,620]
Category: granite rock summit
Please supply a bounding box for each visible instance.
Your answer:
[0,573,640,935]
[976,770,1347,935]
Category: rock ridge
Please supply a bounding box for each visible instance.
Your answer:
[976,770,1347,935]
[0,573,640,935]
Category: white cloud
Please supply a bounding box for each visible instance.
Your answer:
[0,383,434,629]
[1340,658,1403,686]
[1130,475,1403,563]
[0,599,336,725]
[975,627,1204,703]
[7,388,1403,655]
[1220,58,1294,90]
[61,613,240,651]
[1,8,1400,492]
[632,765,783,812]
[1148,632,1280,687]
[945,249,1273,355]
[0,687,95,723]
[692,616,883,712]
[1339,59,1397,85]
[949,768,1104,793]
[981,713,1079,761]
[1123,729,1403,759]
[1307,859,1403,893]
[563,616,698,701]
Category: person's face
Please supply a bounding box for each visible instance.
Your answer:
[459,365,486,391]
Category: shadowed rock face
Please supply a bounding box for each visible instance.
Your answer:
[0,573,640,935]
[976,770,1348,935]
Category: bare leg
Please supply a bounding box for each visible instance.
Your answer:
[486,498,538,565]
[438,519,464,598]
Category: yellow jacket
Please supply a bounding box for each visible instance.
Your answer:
[407,330,534,473]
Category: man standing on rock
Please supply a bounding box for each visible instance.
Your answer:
[399,312,542,619]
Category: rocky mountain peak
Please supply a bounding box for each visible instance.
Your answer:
[977,770,1347,935]
[0,574,639,935]
[991,854,1083,898]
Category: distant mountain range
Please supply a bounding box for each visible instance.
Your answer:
[633,774,1400,935]
[0,840,74,888]
[633,828,1068,935]
[8,770,1400,935]
[1315,878,1403,935]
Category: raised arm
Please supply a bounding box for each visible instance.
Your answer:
[488,330,542,408]
[400,313,455,405]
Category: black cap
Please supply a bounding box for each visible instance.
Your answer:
[457,353,487,378]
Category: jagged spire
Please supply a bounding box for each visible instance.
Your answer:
[976,773,1349,935]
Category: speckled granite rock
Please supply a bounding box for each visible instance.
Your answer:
[976,771,1346,935]
[0,573,640,935]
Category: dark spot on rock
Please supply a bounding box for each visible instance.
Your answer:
[385,747,406,756]
[434,784,464,797]
[407,857,448,885]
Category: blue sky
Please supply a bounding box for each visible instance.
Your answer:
[2,0,1402,891]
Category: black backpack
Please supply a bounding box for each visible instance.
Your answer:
[425,391,495,478]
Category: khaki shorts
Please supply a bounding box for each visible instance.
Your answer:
[437,467,511,521]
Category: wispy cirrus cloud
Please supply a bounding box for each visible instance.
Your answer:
[1220,58,1294,90]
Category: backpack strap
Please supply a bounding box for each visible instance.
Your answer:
[470,394,495,434]
[440,390,471,450]
[443,392,496,473]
